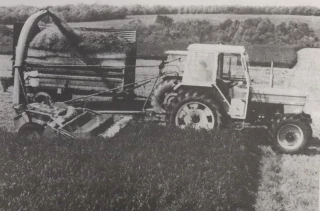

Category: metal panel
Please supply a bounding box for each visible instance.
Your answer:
[26,67,125,77]
[75,27,136,43]
[36,83,117,92]
[37,74,123,80]
[38,78,123,87]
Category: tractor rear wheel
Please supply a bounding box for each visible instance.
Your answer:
[271,114,312,154]
[151,78,181,112]
[167,89,222,129]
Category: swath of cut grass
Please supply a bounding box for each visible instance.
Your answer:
[279,154,320,211]
[29,26,128,53]
[0,123,262,211]
[255,146,320,211]
[255,147,285,211]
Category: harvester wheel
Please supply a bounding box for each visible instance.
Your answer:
[17,123,44,140]
[167,89,222,129]
[271,114,312,154]
[151,78,181,112]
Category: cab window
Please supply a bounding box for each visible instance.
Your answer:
[188,52,216,82]
[218,53,245,80]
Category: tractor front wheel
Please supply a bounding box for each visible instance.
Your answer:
[272,114,312,154]
[167,90,222,129]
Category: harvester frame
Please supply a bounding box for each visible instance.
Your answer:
[11,8,171,138]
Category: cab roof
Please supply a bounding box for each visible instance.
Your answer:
[188,44,246,54]
[164,50,188,55]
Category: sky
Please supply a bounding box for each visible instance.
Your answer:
[1,0,320,8]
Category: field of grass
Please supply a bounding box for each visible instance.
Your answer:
[69,14,320,40]
[0,123,262,210]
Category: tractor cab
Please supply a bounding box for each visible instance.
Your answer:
[179,44,251,119]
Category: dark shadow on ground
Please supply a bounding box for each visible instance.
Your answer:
[305,137,320,155]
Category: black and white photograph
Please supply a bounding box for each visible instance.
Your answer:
[0,0,319,210]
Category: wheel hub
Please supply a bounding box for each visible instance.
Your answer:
[277,124,304,149]
[175,102,215,129]
[191,114,201,123]
[285,131,296,143]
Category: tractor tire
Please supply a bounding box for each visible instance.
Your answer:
[271,114,312,154]
[34,92,53,105]
[17,123,44,140]
[151,78,181,112]
[167,89,222,129]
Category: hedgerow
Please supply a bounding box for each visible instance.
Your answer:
[124,17,318,48]
[127,16,316,68]
[0,24,12,55]
[0,123,262,211]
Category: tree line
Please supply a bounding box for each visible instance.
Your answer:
[127,5,320,16]
[123,15,318,47]
[1,4,320,25]
[0,4,127,24]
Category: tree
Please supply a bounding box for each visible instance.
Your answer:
[155,15,174,26]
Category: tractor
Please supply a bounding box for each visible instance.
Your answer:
[152,44,312,154]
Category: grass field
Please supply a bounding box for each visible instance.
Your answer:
[0,121,262,210]
[69,14,320,40]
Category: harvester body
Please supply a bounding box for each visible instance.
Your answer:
[12,9,140,139]
[12,9,137,106]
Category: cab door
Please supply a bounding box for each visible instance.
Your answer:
[220,54,250,119]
